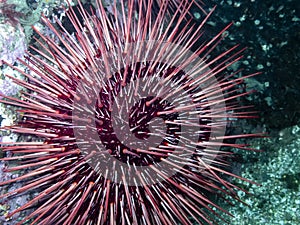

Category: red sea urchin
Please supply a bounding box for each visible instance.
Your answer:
[0,0,261,224]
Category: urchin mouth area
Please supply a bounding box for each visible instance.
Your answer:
[74,61,212,170]
[128,96,182,143]
[128,96,168,141]
[96,94,181,166]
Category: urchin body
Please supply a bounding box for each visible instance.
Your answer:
[0,0,259,225]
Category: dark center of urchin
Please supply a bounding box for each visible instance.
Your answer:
[72,61,212,170]
[94,64,182,166]
[128,96,175,140]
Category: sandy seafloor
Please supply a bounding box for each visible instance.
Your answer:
[0,0,299,224]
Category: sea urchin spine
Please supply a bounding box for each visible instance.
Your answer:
[0,0,261,224]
